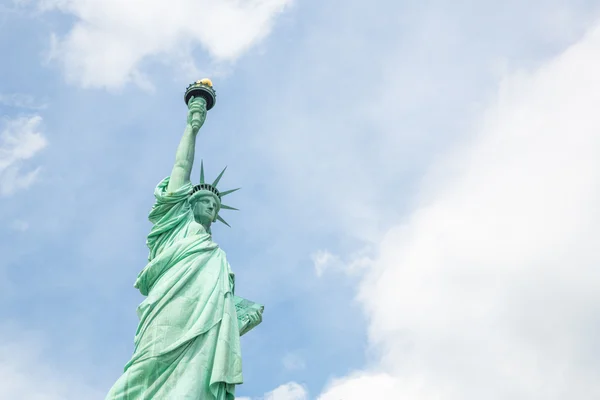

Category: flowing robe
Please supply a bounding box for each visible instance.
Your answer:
[106,177,243,400]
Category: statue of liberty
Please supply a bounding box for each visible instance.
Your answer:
[106,80,264,400]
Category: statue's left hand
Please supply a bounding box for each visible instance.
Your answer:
[248,310,263,327]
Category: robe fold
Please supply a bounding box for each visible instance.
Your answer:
[106,177,242,400]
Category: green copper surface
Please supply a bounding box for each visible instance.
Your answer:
[106,84,263,400]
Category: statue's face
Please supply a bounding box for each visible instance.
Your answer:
[192,194,219,226]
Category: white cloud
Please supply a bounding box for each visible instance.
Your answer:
[312,249,373,277]
[0,93,47,110]
[0,326,103,400]
[318,372,432,400]
[0,115,47,196]
[312,250,340,277]
[239,382,308,400]
[264,382,308,400]
[317,22,600,400]
[40,0,292,89]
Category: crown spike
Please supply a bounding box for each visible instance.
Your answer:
[212,166,227,187]
[216,214,231,227]
[200,160,205,184]
[219,188,240,197]
[220,204,238,211]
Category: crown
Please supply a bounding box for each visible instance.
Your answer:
[190,183,220,197]
[189,160,239,227]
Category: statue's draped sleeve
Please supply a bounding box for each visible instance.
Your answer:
[146,176,194,262]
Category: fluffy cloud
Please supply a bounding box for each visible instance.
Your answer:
[0,115,47,196]
[237,382,308,400]
[0,93,47,110]
[319,373,419,399]
[264,382,308,400]
[312,249,373,277]
[0,326,103,400]
[40,0,292,89]
[316,22,600,400]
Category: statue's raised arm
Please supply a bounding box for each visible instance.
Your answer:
[167,96,207,193]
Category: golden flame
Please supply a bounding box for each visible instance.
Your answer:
[195,78,213,87]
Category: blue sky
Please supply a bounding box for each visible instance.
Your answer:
[2,1,600,399]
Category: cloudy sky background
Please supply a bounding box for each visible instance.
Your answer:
[1,0,600,399]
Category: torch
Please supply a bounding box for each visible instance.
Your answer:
[184,79,217,131]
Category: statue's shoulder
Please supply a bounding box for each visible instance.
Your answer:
[212,243,227,256]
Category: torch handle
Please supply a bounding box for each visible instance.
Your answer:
[189,96,207,132]
[191,111,201,131]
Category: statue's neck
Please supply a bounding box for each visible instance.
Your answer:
[197,222,211,235]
